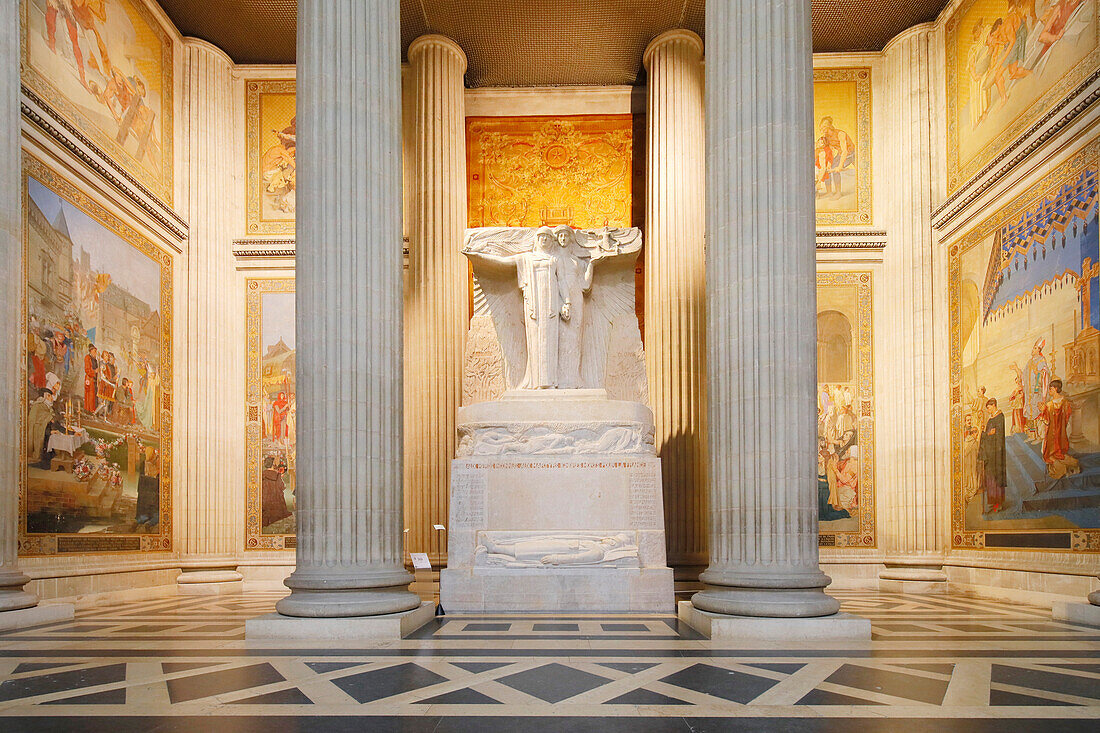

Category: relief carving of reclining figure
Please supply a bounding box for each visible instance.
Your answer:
[476,532,638,568]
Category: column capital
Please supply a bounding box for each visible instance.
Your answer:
[408,33,468,73]
[643,28,703,71]
[881,21,936,56]
[181,36,235,67]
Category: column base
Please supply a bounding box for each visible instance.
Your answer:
[1052,599,1100,629]
[176,569,244,596]
[246,601,435,640]
[0,571,38,612]
[691,571,841,617]
[0,603,74,632]
[878,564,948,594]
[275,567,421,617]
[678,601,870,640]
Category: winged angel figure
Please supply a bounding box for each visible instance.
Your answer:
[462,225,647,401]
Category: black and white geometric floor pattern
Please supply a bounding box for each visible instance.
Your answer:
[0,590,1097,731]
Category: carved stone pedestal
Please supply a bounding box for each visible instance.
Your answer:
[440,394,673,612]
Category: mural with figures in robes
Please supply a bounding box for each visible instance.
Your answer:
[245,279,297,550]
[21,0,174,203]
[950,138,1100,553]
[21,156,172,556]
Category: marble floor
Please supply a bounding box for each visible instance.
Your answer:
[0,590,1098,731]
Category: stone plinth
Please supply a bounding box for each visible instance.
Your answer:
[1052,600,1100,629]
[246,602,435,640]
[0,603,74,632]
[176,570,245,596]
[441,394,673,612]
[678,602,871,641]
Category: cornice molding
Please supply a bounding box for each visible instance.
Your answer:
[932,68,1100,230]
[233,238,296,258]
[20,84,187,239]
[815,229,887,250]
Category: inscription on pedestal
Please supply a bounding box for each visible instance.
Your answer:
[451,467,487,527]
[629,466,660,529]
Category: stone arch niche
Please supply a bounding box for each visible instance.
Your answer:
[817,310,853,384]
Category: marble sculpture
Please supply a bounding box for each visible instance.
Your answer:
[440,225,673,613]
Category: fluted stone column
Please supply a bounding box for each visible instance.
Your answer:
[273,0,420,619]
[176,38,243,595]
[878,25,947,593]
[404,35,466,567]
[0,0,36,616]
[642,30,708,571]
[692,0,839,619]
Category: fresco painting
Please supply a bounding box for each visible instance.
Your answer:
[950,141,1100,552]
[813,68,872,226]
[246,80,296,235]
[245,279,296,549]
[21,157,172,554]
[947,0,1098,190]
[22,0,174,203]
[817,272,877,548]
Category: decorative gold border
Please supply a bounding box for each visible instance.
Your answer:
[19,0,175,207]
[817,271,877,549]
[19,152,174,556]
[245,80,295,236]
[814,67,873,227]
[947,136,1100,553]
[945,0,1100,193]
[244,277,295,551]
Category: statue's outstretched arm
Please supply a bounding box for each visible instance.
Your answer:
[464,248,517,274]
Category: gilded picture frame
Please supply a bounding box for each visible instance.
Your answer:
[945,0,1100,193]
[20,0,175,206]
[20,152,173,556]
[817,271,877,549]
[245,79,296,236]
[948,136,1100,553]
[245,277,296,551]
[813,67,873,227]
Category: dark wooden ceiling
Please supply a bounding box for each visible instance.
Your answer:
[157,0,951,85]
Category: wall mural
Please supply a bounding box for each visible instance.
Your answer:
[813,67,873,226]
[817,272,877,548]
[466,115,635,229]
[20,155,172,555]
[946,0,1099,192]
[949,137,1100,553]
[245,278,296,550]
[21,0,174,205]
[246,80,296,235]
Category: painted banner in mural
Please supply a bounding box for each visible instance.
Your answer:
[813,68,873,226]
[246,80,296,235]
[946,0,1099,191]
[817,272,877,548]
[21,0,174,204]
[950,138,1100,553]
[21,155,172,555]
[245,279,296,550]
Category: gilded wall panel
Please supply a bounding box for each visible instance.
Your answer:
[20,153,173,556]
[466,115,634,229]
[245,80,296,235]
[949,137,1100,553]
[244,278,296,550]
[817,271,877,549]
[945,0,1099,192]
[813,67,873,226]
[20,0,174,206]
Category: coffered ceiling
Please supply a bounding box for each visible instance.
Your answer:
[156,0,951,86]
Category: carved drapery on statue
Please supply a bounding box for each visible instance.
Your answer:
[462,225,648,404]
